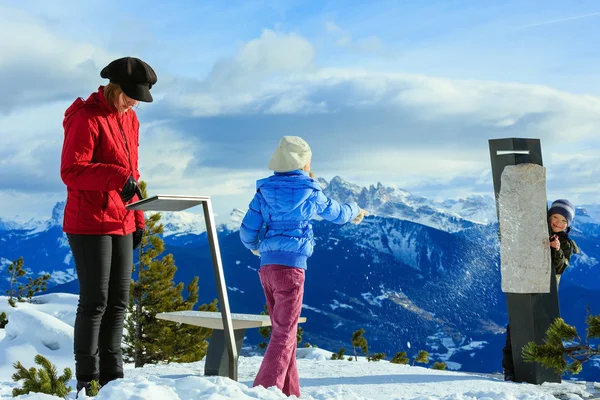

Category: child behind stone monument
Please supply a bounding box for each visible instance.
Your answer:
[547,199,580,286]
[239,136,369,397]
[502,198,580,381]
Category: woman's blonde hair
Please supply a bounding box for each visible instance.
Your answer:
[104,83,123,108]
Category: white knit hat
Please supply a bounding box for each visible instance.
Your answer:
[268,136,312,173]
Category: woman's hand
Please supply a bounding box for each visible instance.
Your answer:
[121,176,143,202]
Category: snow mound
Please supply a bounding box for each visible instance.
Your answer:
[5,309,73,351]
[29,294,79,327]
[0,295,79,329]
[0,309,74,381]
[8,394,61,400]
[30,293,78,306]
[296,347,333,361]
[0,294,596,400]
[91,375,290,400]
[80,374,373,400]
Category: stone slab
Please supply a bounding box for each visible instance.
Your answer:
[498,163,551,293]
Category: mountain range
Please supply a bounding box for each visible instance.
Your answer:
[1,176,598,379]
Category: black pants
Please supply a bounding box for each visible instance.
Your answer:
[68,234,132,383]
[502,324,514,375]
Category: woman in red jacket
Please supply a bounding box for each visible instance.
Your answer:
[60,57,157,396]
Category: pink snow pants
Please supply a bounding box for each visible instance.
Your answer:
[253,264,305,397]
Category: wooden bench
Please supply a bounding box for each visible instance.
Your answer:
[156,311,306,377]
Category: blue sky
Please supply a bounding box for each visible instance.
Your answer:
[1,0,599,222]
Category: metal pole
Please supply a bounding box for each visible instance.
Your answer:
[202,198,238,381]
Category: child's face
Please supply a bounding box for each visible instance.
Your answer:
[549,214,568,233]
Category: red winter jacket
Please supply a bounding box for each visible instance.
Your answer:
[60,86,144,235]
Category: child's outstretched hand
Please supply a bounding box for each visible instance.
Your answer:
[251,249,260,257]
[550,236,560,250]
[351,208,369,225]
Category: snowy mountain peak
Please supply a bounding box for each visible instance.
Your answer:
[326,176,363,200]
[316,177,328,190]
[155,211,206,237]
[0,218,21,232]
[0,215,44,232]
[577,205,600,224]
[319,178,494,232]
[441,195,497,225]
[50,201,66,227]
[223,208,245,231]
[153,207,247,237]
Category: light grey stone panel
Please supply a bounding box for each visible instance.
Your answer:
[499,164,551,293]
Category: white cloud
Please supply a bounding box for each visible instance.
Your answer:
[162,29,319,116]
[206,29,315,91]
[157,44,600,206]
[0,7,117,113]
[391,75,600,138]
[1,18,600,223]
[136,122,263,216]
[165,65,600,146]
[324,21,386,54]
[329,147,484,183]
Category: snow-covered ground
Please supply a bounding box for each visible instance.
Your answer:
[0,295,597,400]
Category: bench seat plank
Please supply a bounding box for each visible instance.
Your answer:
[156,311,306,330]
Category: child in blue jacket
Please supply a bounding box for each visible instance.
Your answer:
[240,136,368,397]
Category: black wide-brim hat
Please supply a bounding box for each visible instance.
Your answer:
[100,57,157,102]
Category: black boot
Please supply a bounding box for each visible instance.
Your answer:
[76,381,91,398]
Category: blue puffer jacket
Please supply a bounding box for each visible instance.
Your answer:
[240,170,359,269]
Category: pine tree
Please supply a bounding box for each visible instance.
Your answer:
[87,380,101,396]
[297,325,304,346]
[257,303,305,350]
[391,351,409,364]
[432,361,447,370]
[412,350,430,366]
[12,354,72,398]
[123,181,218,368]
[6,257,26,307]
[331,348,346,360]
[370,352,386,362]
[522,315,600,375]
[351,328,369,361]
[24,274,51,301]
[5,257,50,307]
[258,304,271,350]
[0,312,7,329]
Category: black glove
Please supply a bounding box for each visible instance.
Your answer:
[133,228,144,250]
[121,176,143,203]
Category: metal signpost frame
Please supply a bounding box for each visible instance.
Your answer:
[488,138,561,384]
[127,194,239,381]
